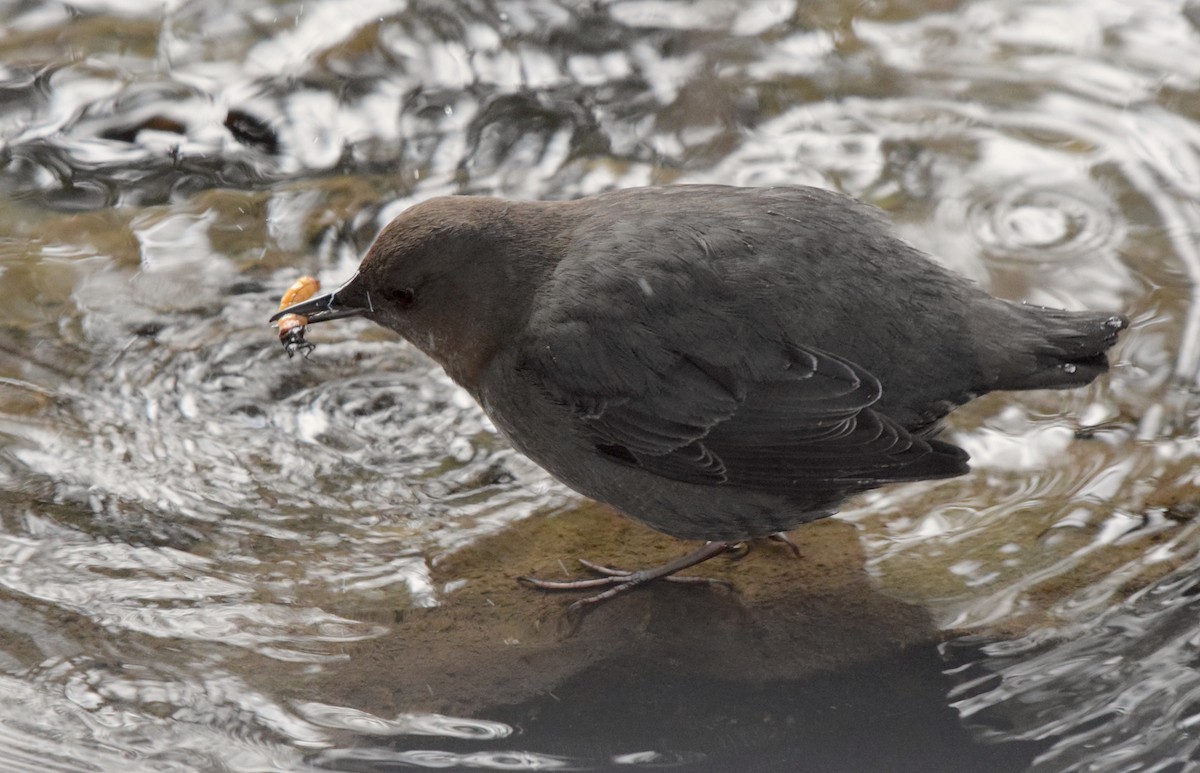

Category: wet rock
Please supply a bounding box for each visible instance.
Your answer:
[284,504,940,717]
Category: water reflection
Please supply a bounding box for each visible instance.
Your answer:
[949,554,1200,772]
[0,0,1198,769]
[297,704,513,739]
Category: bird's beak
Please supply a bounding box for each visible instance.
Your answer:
[268,286,371,325]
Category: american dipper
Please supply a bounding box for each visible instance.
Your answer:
[271,184,1127,612]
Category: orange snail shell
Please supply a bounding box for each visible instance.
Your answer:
[276,275,320,357]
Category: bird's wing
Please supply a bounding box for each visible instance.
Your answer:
[522,333,966,491]
[517,205,969,493]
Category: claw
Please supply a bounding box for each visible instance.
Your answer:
[768,531,801,559]
[517,541,739,617]
[724,541,751,560]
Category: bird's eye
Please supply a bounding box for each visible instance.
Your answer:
[384,287,415,308]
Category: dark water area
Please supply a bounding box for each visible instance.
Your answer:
[317,643,1046,773]
[2,0,1199,770]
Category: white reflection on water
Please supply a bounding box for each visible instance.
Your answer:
[296,702,513,738]
[316,747,576,769]
[950,555,1200,772]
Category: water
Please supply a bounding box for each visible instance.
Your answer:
[0,0,1196,769]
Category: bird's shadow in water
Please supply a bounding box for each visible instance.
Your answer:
[286,507,1047,771]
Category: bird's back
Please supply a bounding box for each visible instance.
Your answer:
[548,184,1019,432]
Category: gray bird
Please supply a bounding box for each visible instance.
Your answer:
[271,184,1127,613]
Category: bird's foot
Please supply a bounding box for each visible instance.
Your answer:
[518,540,737,616]
[574,558,730,588]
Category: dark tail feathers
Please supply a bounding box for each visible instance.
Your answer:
[994,306,1128,391]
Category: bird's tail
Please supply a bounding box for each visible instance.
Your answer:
[991,305,1128,391]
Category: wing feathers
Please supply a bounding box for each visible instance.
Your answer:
[532,339,967,493]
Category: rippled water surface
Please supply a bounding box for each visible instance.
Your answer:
[1,0,1198,770]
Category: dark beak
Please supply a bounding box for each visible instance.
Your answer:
[268,288,370,325]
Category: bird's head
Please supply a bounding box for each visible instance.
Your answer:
[269,195,564,387]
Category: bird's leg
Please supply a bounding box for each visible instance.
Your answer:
[574,558,722,586]
[518,540,737,614]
